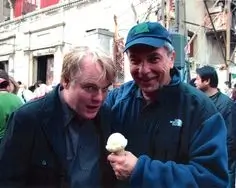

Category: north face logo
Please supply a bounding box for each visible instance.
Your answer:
[170,119,183,127]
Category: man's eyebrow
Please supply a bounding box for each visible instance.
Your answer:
[147,52,161,57]
[129,54,137,58]
[80,82,98,86]
[80,82,111,89]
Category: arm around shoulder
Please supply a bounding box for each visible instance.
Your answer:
[105,88,120,107]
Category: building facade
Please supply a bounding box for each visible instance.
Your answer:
[0,0,144,86]
[2,0,234,88]
[0,0,11,22]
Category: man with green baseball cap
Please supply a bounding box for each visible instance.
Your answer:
[105,21,228,187]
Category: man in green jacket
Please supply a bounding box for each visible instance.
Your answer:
[0,70,22,141]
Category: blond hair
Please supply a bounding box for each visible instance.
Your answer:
[61,46,116,84]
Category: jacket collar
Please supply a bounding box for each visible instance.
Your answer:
[58,86,77,126]
[40,84,68,170]
[39,84,110,172]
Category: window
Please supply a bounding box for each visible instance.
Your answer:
[22,0,37,15]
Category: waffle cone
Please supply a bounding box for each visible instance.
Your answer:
[114,149,125,156]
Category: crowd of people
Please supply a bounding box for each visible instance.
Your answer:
[0,21,235,188]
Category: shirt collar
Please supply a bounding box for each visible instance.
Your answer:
[58,86,77,126]
[135,88,143,99]
[209,89,220,99]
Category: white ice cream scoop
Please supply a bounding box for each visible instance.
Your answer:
[106,133,128,155]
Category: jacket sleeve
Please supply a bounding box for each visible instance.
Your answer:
[231,103,236,160]
[0,110,35,187]
[105,89,119,107]
[226,102,235,166]
[130,113,229,188]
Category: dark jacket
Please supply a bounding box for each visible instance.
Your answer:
[210,90,235,166]
[0,85,115,188]
[210,90,233,129]
[105,69,228,188]
[231,102,236,160]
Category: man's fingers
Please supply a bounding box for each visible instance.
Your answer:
[108,154,126,164]
[115,171,126,180]
[110,161,116,169]
[107,153,117,162]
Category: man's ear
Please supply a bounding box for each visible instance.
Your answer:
[169,51,176,68]
[205,78,211,85]
[61,78,70,89]
[6,85,11,92]
[202,78,210,86]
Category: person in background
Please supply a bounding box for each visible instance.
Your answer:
[28,85,35,92]
[17,82,35,103]
[28,80,43,92]
[231,99,236,187]
[231,84,236,102]
[188,77,196,87]
[0,46,117,187]
[8,76,20,95]
[33,83,53,99]
[195,65,235,188]
[105,21,228,187]
[0,70,23,142]
[224,81,233,97]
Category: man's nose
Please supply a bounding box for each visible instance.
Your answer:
[93,89,104,102]
[139,61,150,74]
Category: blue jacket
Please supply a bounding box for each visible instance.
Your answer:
[105,69,228,188]
[231,102,236,159]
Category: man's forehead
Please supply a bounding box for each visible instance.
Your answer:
[78,75,110,86]
[196,75,201,79]
[128,45,164,56]
[79,75,102,82]
[128,44,156,51]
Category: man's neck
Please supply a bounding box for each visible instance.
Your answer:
[205,87,218,97]
[142,91,157,102]
[141,78,171,102]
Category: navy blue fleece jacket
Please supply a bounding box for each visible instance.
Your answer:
[105,69,228,188]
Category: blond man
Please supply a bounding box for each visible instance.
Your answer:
[0,46,116,187]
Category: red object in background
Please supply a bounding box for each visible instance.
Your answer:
[22,0,37,15]
[14,0,23,17]
[40,0,59,8]
[14,0,37,17]
[14,0,59,17]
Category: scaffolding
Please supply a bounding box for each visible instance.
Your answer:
[184,0,236,85]
[188,0,236,68]
[113,15,125,87]
[204,0,236,85]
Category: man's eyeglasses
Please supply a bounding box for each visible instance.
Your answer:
[81,84,110,94]
[71,77,111,94]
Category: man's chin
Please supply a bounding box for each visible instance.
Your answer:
[140,85,160,93]
[83,112,98,120]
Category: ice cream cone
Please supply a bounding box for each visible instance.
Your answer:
[106,133,128,154]
[114,149,126,156]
